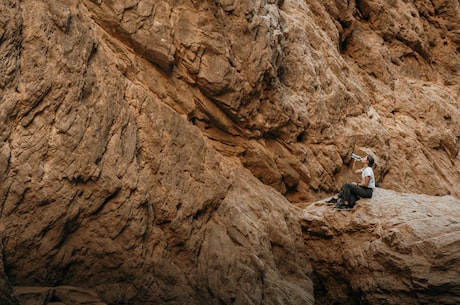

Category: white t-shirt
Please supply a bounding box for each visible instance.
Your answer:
[362,167,375,188]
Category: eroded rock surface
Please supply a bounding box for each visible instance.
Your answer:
[301,188,460,305]
[0,0,459,304]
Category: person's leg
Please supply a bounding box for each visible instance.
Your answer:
[342,183,352,205]
[326,185,345,203]
[338,186,344,199]
[347,184,373,202]
[349,193,356,207]
[343,184,372,206]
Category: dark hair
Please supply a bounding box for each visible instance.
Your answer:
[367,154,375,167]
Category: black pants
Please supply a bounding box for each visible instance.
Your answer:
[339,183,373,207]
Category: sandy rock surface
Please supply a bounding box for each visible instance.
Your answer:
[302,188,460,305]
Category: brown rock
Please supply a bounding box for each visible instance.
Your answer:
[0,241,18,305]
[13,286,106,305]
[0,0,459,304]
[301,188,460,305]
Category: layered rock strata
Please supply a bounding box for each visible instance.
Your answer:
[0,0,459,304]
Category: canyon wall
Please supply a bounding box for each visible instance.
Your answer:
[0,0,459,304]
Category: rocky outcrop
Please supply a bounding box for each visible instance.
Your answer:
[302,188,460,305]
[0,0,459,304]
[13,286,106,305]
[81,0,460,201]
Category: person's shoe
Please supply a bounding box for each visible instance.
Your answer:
[336,204,351,210]
[336,199,352,210]
[325,197,338,204]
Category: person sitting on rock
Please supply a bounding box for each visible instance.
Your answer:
[327,154,375,209]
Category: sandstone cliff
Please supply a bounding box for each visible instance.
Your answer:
[0,0,459,304]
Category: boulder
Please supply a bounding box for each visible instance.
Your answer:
[302,188,460,305]
[0,0,459,304]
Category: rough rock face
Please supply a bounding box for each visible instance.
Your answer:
[0,0,459,305]
[302,188,460,305]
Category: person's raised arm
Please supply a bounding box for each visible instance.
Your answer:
[352,159,362,174]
